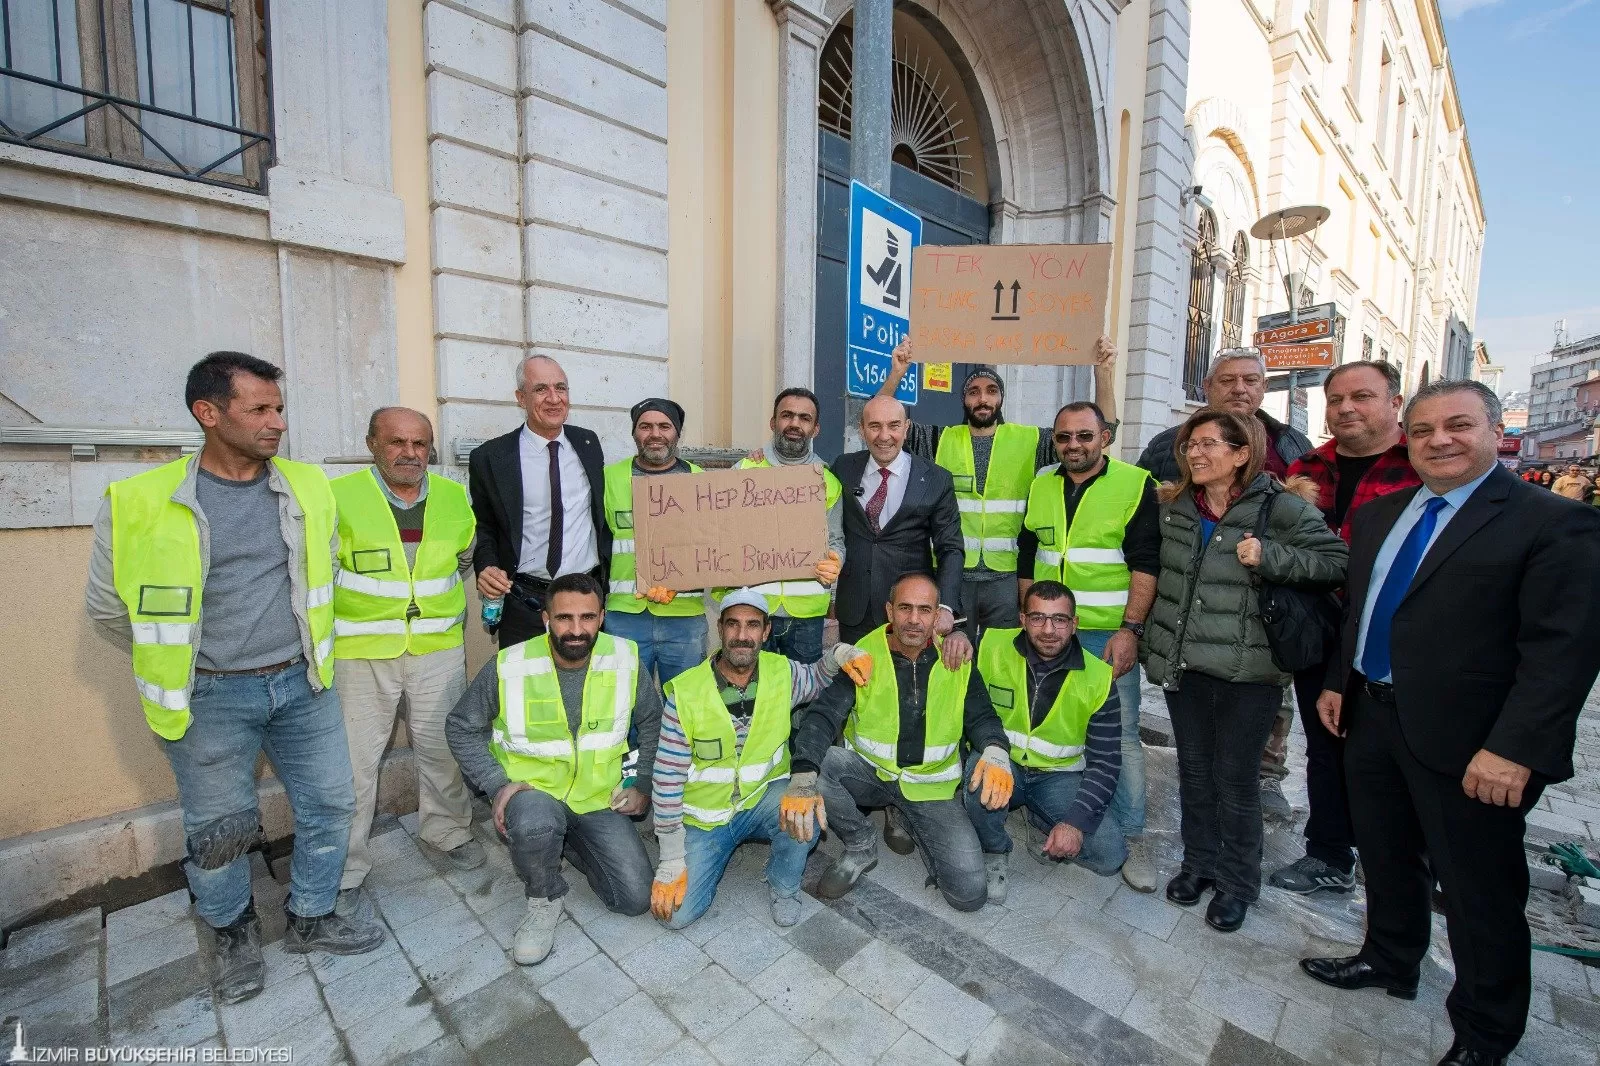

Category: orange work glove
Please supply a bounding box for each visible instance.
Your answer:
[968,745,1015,810]
[779,771,828,842]
[635,585,677,605]
[651,829,687,921]
[814,550,842,587]
[827,642,872,686]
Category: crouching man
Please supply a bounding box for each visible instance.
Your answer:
[965,581,1126,904]
[446,573,660,965]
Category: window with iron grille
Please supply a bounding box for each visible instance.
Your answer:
[1361,334,1374,361]
[1183,208,1219,402]
[1218,231,1248,350]
[0,0,271,189]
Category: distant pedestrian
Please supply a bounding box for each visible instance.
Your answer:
[1552,463,1591,501]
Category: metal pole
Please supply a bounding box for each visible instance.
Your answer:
[1281,219,1305,435]
[845,0,894,447]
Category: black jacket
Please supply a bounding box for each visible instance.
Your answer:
[828,451,965,628]
[1137,409,1312,484]
[1333,465,1600,781]
[467,423,611,581]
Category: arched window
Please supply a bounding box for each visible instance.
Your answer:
[1183,208,1219,401]
[1219,231,1249,350]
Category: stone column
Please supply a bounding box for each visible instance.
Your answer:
[769,0,828,390]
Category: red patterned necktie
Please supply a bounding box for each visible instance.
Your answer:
[865,466,891,533]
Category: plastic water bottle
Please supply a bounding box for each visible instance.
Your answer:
[481,596,503,632]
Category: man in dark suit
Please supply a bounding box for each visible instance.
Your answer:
[830,395,967,660]
[1301,379,1600,1066]
[467,355,610,647]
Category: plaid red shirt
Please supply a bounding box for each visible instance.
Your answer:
[1287,437,1420,543]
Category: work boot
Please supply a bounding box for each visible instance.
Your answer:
[1259,777,1292,821]
[770,889,803,928]
[213,905,264,1005]
[429,838,487,872]
[1120,835,1158,893]
[282,906,386,956]
[882,808,914,856]
[513,896,562,965]
[984,852,1009,906]
[816,846,878,899]
[334,885,375,924]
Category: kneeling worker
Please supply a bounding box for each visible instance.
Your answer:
[446,573,660,965]
[648,589,871,928]
[965,581,1125,904]
[782,572,1014,912]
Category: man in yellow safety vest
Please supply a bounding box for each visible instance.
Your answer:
[330,407,482,923]
[86,352,384,1007]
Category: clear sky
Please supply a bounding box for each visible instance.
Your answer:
[1442,0,1600,392]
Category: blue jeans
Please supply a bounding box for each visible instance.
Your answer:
[1079,628,1145,837]
[665,784,816,928]
[762,615,824,664]
[161,664,355,928]
[962,752,1128,876]
[603,609,707,689]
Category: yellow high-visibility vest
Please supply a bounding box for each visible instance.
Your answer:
[977,629,1111,771]
[935,423,1039,572]
[843,626,970,801]
[603,459,705,616]
[1023,458,1150,630]
[665,652,792,829]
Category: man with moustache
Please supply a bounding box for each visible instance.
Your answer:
[329,408,482,922]
[600,398,709,688]
[648,589,870,929]
[1267,361,1419,896]
[1018,401,1161,891]
[784,573,1013,911]
[469,355,609,648]
[879,338,1121,639]
[1302,380,1600,1066]
[729,387,847,663]
[446,573,660,966]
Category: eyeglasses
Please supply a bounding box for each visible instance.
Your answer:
[1022,612,1076,628]
[1053,430,1100,444]
[1178,437,1244,455]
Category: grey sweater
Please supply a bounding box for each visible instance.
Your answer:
[446,653,662,799]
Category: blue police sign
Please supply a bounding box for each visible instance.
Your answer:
[846,181,922,404]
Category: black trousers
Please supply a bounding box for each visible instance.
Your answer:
[1292,646,1356,872]
[1344,686,1543,1056]
[496,587,547,648]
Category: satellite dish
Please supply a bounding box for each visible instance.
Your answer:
[1251,205,1331,241]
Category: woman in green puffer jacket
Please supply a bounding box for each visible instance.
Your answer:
[1140,408,1347,935]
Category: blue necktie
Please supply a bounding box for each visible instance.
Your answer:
[1360,496,1449,682]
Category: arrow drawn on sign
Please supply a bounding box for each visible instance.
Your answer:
[992,280,1021,321]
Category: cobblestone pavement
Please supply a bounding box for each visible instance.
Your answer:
[3,680,1598,1066]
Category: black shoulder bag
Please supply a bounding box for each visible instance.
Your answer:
[1251,487,1341,673]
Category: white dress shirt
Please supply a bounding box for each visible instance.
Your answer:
[866,449,913,530]
[518,425,599,578]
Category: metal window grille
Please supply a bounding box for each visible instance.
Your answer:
[1218,231,1249,350]
[1183,208,1219,402]
[0,0,271,189]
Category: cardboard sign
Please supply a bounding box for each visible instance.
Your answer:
[1261,341,1336,370]
[908,243,1113,365]
[629,465,829,593]
[1254,318,1331,346]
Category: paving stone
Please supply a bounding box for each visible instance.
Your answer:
[344,1004,445,1066]
[781,906,871,973]
[658,964,760,1044]
[875,1028,959,1066]
[1329,988,1440,1063]
[1548,989,1600,1048]
[982,905,1070,973]
[584,909,668,962]
[963,1015,1081,1066]
[615,931,710,995]
[1187,963,1286,1043]
[106,913,199,987]
[107,888,192,946]
[1532,949,1593,997]
[892,970,996,1057]
[514,917,603,989]
[0,944,99,1018]
[647,1038,718,1066]
[395,1034,472,1065]
[540,952,639,1029]
[580,989,683,1066]
[417,933,515,1005]
[1102,882,1184,940]
[703,1003,816,1066]
[476,1005,587,1066]
[372,874,461,929]
[1509,1014,1600,1066]
[321,947,423,1029]
[1207,1021,1305,1066]
[834,939,931,1012]
[1047,945,1138,1017]
[8,975,100,1047]
[108,955,216,1047]
[1272,1001,1383,1066]
[259,1010,346,1066]
[2,909,103,969]
[797,1053,843,1066]
[673,900,743,948]
[456,866,528,916]
[392,900,487,965]
[1055,860,1123,905]
[441,970,546,1050]
[258,939,311,988]
[215,970,324,1047]
[1119,987,1224,1065]
[799,985,905,1063]
[700,914,791,980]
[748,948,843,1026]
[307,931,401,985]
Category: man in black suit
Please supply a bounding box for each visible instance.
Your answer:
[830,395,967,661]
[1301,379,1600,1066]
[467,355,611,647]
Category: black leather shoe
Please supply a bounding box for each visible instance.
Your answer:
[1205,891,1248,932]
[1299,955,1418,1000]
[1165,871,1214,906]
[1436,1041,1507,1066]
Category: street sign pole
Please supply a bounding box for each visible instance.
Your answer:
[844,0,894,449]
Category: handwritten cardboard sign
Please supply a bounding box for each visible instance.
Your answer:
[909,243,1113,365]
[630,465,829,593]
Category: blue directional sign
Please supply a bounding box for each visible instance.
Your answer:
[846,181,922,404]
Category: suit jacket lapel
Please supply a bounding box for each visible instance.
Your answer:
[1346,487,1415,624]
[1404,468,1510,599]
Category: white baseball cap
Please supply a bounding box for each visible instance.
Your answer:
[718,588,770,616]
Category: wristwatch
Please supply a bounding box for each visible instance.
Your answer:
[1120,620,1145,638]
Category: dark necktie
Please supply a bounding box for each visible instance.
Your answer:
[1359,496,1448,681]
[545,440,564,577]
[865,467,891,534]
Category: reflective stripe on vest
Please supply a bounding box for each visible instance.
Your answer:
[935,423,1038,572]
[978,628,1112,771]
[489,633,638,814]
[843,626,970,801]
[1022,458,1150,630]
[331,470,474,659]
[664,652,793,830]
[109,454,336,740]
[603,459,706,616]
[711,458,843,618]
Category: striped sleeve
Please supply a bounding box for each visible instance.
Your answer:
[790,656,838,706]
[1061,688,1122,837]
[651,696,694,836]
